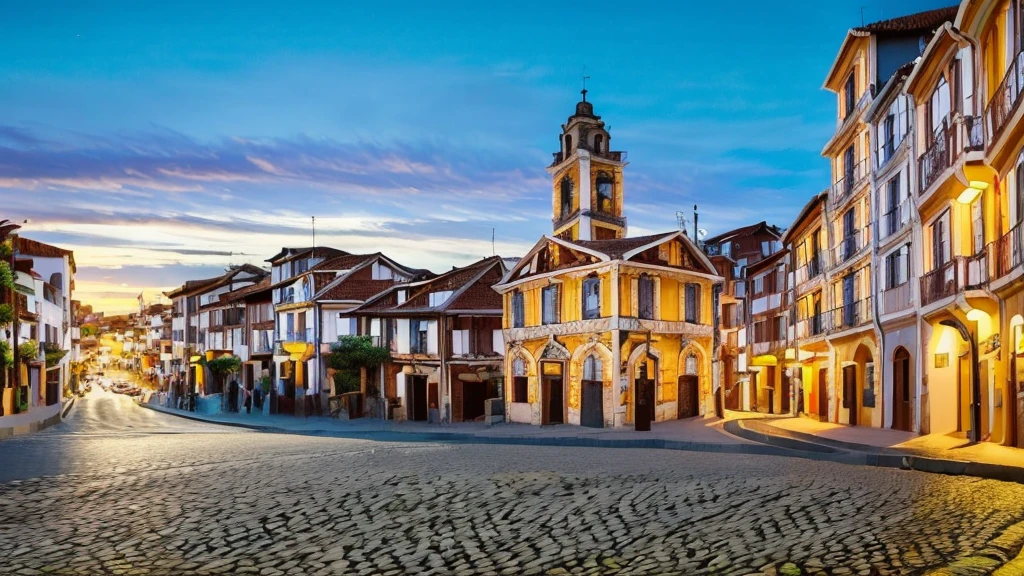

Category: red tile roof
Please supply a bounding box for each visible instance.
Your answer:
[312,254,376,271]
[319,279,395,302]
[354,257,504,314]
[855,6,957,34]
[16,237,76,272]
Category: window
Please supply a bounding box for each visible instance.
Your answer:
[843,146,855,195]
[931,216,948,269]
[844,72,856,118]
[429,291,453,307]
[593,134,604,153]
[512,357,528,403]
[542,285,560,325]
[885,246,910,290]
[511,291,525,328]
[638,275,655,320]
[929,76,951,136]
[595,172,614,213]
[883,114,895,161]
[886,177,901,236]
[410,320,428,354]
[564,134,573,157]
[582,277,601,319]
[583,355,602,382]
[685,353,698,376]
[560,175,574,217]
[685,283,702,324]
[842,209,856,260]
[752,276,764,296]
[774,316,786,341]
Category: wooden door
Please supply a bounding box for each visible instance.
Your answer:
[818,368,828,421]
[581,380,604,428]
[408,376,428,421]
[677,375,698,419]
[635,365,653,431]
[451,380,464,422]
[545,376,564,424]
[843,365,857,426]
[893,349,911,431]
[765,366,776,414]
[463,382,486,422]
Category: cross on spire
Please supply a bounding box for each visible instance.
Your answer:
[581,69,590,102]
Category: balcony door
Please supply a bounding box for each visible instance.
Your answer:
[842,209,856,260]
[843,274,856,327]
[843,146,855,195]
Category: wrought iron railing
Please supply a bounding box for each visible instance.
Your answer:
[831,224,872,267]
[795,313,827,340]
[985,50,1024,144]
[920,257,962,307]
[828,296,872,332]
[965,115,985,151]
[831,158,870,207]
[994,222,1024,280]
[794,251,826,286]
[965,248,991,290]
[919,117,959,195]
[881,201,906,240]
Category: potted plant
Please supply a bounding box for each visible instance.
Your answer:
[19,340,38,362]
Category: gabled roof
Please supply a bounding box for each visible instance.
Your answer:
[854,6,958,34]
[352,256,505,315]
[745,249,788,277]
[164,263,267,299]
[313,253,434,303]
[16,237,76,273]
[265,246,349,264]
[217,277,272,304]
[703,221,781,245]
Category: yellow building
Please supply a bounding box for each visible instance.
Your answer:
[495,94,722,428]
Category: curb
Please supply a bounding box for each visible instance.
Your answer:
[726,418,1024,484]
[141,403,814,458]
[61,396,77,420]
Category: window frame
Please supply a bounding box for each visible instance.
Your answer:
[582,276,601,320]
[541,285,560,325]
[511,291,525,328]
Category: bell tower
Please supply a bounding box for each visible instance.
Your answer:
[547,88,628,242]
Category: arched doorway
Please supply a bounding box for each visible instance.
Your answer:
[892,347,912,431]
[677,352,699,418]
[581,355,604,428]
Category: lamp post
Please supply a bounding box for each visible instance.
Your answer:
[940,318,981,443]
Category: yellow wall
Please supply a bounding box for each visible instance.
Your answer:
[588,163,624,218]
[552,165,580,221]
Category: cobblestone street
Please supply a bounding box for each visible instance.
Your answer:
[3,391,1024,575]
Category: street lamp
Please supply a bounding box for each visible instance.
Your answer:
[940,317,981,443]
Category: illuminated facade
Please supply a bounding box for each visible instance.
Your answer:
[496,94,722,428]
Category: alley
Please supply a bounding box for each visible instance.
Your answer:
[3,398,1024,575]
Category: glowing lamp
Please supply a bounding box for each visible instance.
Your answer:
[1011,314,1024,329]
[956,181,989,205]
[966,309,987,322]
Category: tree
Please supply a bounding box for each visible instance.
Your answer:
[205,355,241,395]
[80,323,98,338]
[327,336,390,395]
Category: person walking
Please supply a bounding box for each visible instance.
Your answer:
[243,380,252,414]
[229,379,239,413]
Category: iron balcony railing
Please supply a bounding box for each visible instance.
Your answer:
[795,313,828,340]
[837,89,872,130]
[831,224,872,267]
[828,296,872,333]
[965,248,991,290]
[882,282,913,315]
[794,251,827,286]
[881,199,910,240]
[281,328,315,343]
[831,158,870,207]
[920,257,963,307]
[965,115,985,151]
[994,222,1024,280]
[876,135,902,171]
[985,50,1024,144]
[919,117,958,195]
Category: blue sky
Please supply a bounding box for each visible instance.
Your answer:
[0,0,953,312]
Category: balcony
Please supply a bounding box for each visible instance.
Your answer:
[794,252,826,287]
[795,314,828,340]
[836,89,872,132]
[994,223,1024,280]
[918,115,981,196]
[920,258,962,307]
[880,199,910,241]
[831,225,872,269]
[882,282,913,315]
[281,328,314,344]
[985,50,1024,145]
[965,248,990,290]
[828,297,872,333]
[831,158,870,208]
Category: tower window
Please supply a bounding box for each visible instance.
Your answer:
[564,134,573,156]
[594,134,604,153]
[560,176,574,217]
[595,172,613,213]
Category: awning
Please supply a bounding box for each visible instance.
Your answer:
[189,355,202,364]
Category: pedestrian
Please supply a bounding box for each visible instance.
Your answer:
[229,378,239,413]
[253,383,264,413]
[243,381,252,414]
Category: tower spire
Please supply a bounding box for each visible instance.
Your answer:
[581,70,590,102]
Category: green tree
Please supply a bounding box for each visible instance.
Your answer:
[80,323,98,338]
[327,335,390,395]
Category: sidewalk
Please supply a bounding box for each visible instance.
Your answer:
[736,415,1024,482]
[140,401,823,456]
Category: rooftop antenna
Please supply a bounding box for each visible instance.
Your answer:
[860,6,866,26]
[581,67,590,102]
[311,216,316,259]
[491,228,495,257]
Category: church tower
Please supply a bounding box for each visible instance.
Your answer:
[547,89,628,242]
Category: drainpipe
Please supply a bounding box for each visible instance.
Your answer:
[907,91,925,434]
[440,312,448,424]
[314,300,322,407]
[869,110,887,429]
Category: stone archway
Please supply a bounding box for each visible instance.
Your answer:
[506,344,539,425]
[569,339,614,427]
[679,341,711,417]
[627,343,661,424]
